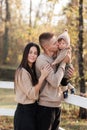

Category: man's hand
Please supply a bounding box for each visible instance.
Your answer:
[65,64,74,79]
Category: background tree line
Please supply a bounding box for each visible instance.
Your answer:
[0,0,87,118]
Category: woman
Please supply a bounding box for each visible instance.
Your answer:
[14,42,51,130]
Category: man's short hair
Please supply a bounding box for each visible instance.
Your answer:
[39,32,54,46]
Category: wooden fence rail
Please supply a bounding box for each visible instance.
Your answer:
[0,81,15,116]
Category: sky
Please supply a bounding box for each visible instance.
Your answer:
[22,0,70,25]
[22,0,70,9]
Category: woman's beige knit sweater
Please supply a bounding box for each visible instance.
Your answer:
[14,68,38,104]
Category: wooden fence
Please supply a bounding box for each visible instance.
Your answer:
[0,81,15,116]
[0,81,66,130]
[0,81,87,116]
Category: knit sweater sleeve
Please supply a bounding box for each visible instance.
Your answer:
[47,62,66,87]
[53,49,68,65]
[36,55,66,88]
[15,68,38,100]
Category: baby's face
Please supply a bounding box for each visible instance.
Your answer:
[58,39,67,50]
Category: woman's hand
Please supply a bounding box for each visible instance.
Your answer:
[35,64,52,93]
[40,64,52,79]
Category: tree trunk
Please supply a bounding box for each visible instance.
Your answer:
[29,0,32,27]
[3,26,9,63]
[2,0,10,64]
[78,0,87,119]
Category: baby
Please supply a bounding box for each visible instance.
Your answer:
[52,30,75,98]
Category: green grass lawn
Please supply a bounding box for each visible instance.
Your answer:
[0,88,16,108]
[0,88,87,130]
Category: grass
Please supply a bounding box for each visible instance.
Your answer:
[60,107,87,130]
[0,88,16,108]
[0,88,87,130]
[0,109,87,130]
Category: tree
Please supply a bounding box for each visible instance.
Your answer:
[58,0,87,118]
[78,0,87,119]
[29,0,32,27]
[2,0,10,64]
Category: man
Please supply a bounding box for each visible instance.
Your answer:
[35,32,74,130]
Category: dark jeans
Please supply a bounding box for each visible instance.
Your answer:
[36,105,61,130]
[14,102,37,130]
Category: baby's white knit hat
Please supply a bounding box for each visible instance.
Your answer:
[57,29,70,46]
